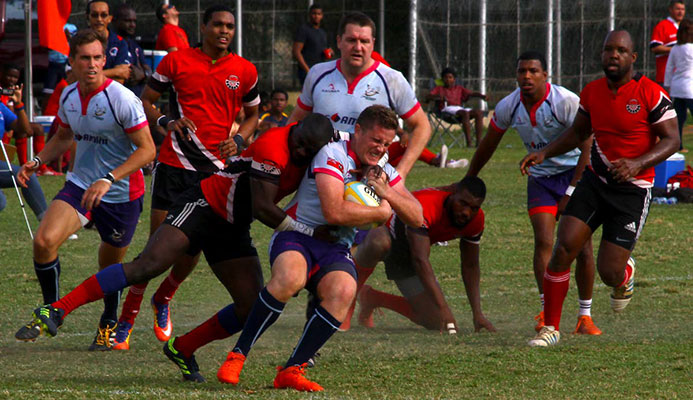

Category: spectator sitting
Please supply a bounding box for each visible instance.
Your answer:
[257,89,289,135]
[664,18,693,153]
[426,67,487,147]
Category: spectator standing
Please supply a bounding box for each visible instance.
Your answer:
[651,0,686,85]
[293,4,332,85]
[86,0,133,84]
[155,3,190,52]
[113,4,151,97]
[664,18,693,153]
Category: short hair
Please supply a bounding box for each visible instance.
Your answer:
[1,63,20,73]
[338,11,375,38]
[356,104,398,133]
[203,4,234,25]
[69,29,106,58]
[309,4,322,12]
[155,3,167,23]
[113,3,134,20]
[517,50,547,71]
[270,89,288,100]
[456,176,486,199]
[441,67,456,78]
[670,1,685,8]
[86,0,110,15]
[679,19,693,44]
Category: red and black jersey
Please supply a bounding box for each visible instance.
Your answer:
[149,47,260,173]
[199,124,307,224]
[578,73,676,188]
[650,17,679,83]
[392,188,484,244]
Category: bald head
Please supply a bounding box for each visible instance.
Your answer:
[601,30,637,83]
[289,113,334,166]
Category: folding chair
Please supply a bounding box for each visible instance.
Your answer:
[427,100,466,148]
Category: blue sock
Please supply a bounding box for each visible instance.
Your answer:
[285,305,340,367]
[95,263,129,295]
[232,287,285,356]
[34,257,61,304]
[217,303,243,335]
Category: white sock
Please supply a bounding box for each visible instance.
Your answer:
[578,298,592,317]
[540,294,545,312]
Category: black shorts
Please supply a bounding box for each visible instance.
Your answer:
[151,162,214,211]
[564,169,652,251]
[383,218,417,281]
[163,185,257,265]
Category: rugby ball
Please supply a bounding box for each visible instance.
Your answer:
[344,181,381,230]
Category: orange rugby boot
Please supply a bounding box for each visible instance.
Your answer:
[534,311,545,332]
[217,351,246,384]
[573,315,602,335]
[273,364,324,392]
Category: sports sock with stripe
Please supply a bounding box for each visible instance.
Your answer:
[578,298,592,317]
[285,305,340,367]
[34,257,61,304]
[119,283,147,325]
[153,271,184,304]
[543,269,571,330]
[232,287,284,356]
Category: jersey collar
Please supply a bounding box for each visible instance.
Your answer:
[336,59,380,94]
[667,16,680,28]
[346,139,362,169]
[520,82,551,127]
[77,78,113,116]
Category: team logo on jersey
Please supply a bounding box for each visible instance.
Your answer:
[331,113,340,122]
[66,101,78,113]
[259,159,281,175]
[626,99,641,114]
[225,75,240,90]
[363,84,380,100]
[330,113,357,126]
[109,47,118,57]
[326,158,344,173]
[93,104,107,119]
[322,83,339,93]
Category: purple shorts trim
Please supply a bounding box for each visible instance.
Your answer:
[269,231,356,294]
[54,181,143,247]
[527,168,575,212]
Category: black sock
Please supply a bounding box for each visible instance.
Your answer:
[34,257,61,304]
[101,290,122,326]
[232,287,285,356]
[285,305,340,367]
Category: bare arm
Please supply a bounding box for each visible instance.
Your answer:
[250,176,284,227]
[166,47,178,53]
[17,125,75,186]
[557,135,593,217]
[292,41,310,73]
[466,124,505,177]
[236,104,259,143]
[459,239,496,332]
[104,65,131,84]
[368,172,423,228]
[407,228,457,331]
[7,84,31,138]
[141,84,197,141]
[287,104,311,125]
[317,174,391,227]
[395,108,432,178]
[651,44,672,55]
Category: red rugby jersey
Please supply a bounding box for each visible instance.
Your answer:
[578,73,676,188]
[200,124,307,224]
[650,17,679,83]
[150,48,260,173]
[395,188,484,244]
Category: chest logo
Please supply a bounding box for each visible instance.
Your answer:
[626,99,641,114]
[67,102,78,113]
[109,47,118,57]
[322,83,339,93]
[363,84,380,99]
[225,75,240,90]
[93,104,107,119]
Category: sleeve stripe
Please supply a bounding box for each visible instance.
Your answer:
[313,167,343,181]
[400,102,421,120]
[389,175,402,187]
[297,97,312,111]
[652,109,677,125]
[124,120,148,133]
[152,71,170,83]
[489,119,506,134]
[243,95,261,107]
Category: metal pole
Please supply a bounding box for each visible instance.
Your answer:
[517,0,521,59]
[24,0,33,159]
[408,0,417,91]
[236,0,242,56]
[556,0,561,85]
[379,0,385,57]
[547,0,553,81]
[271,0,275,89]
[0,141,33,239]
[579,1,584,89]
[608,0,615,31]
[480,0,486,110]
[446,0,450,67]
[196,0,201,44]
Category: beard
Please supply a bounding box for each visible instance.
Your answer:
[603,65,630,82]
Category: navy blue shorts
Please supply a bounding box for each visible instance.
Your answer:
[269,231,357,294]
[527,168,575,216]
[54,181,143,247]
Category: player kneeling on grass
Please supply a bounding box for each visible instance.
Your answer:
[18,115,335,372]
[349,176,495,334]
[214,105,423,392]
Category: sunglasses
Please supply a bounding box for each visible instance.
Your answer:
[90,12,109,19]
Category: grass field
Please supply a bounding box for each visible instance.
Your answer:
[0,132,691,399]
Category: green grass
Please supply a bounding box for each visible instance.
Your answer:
[0,132,691,399]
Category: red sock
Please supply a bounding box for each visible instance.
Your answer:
[366,287,414,320]
[618,262,634,287]
[15,137,28,165]
[34,134,45,154]
[419,148,437,164]
[543,269,571,330]
[52,276,104,318]
[174,314,230,358]
[153,272,184,304]
[119,283,147,324]
[341,263,375,330]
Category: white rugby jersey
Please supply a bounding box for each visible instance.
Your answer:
[284,140,401,247]
[297,59,420,133]
[56,79,148,203]
[491,83,581,177]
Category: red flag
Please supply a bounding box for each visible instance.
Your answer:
[38,0,72,56]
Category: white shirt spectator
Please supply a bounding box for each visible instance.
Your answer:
[664,43,693,99]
